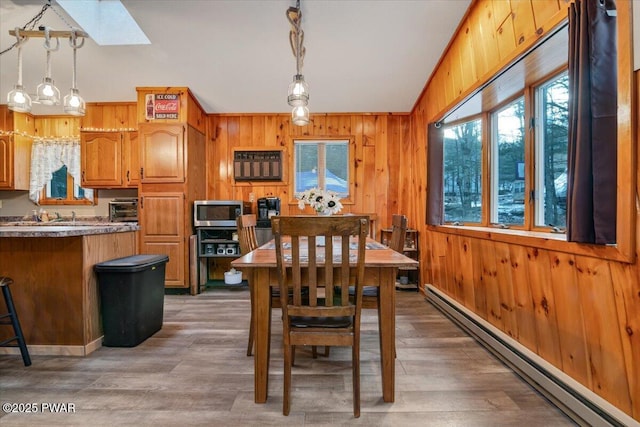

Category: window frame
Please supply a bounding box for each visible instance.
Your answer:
[39,166,96,206]
[290,136,355,208]
[430,10,635,263]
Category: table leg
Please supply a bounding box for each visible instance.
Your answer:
[378,268,396,402]
[254,267,271,403]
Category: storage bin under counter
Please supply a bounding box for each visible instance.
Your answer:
[0,224,139,356]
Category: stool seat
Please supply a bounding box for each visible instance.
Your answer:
[0,276,31,366]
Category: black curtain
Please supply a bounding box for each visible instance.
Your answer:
[426,122,444,225]
[566,0,617,244]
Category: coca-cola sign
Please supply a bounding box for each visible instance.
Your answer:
[145,93,180,120]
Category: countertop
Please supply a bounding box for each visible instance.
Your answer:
[0,222,139,237]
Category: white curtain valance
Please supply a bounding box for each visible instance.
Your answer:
[29,138,93,204]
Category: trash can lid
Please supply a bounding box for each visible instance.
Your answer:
[94,254,169,273]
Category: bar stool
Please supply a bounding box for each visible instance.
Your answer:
[0,276,31,366]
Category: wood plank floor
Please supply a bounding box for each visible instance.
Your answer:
[0,287,576,426]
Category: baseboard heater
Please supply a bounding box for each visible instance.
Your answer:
[425,284,639,427]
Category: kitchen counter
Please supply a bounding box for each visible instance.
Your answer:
[0,222,139,237]
[0,224,139,356]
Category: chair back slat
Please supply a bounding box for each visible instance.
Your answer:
[272,215,368,318]
[389,214,408,253]
[237,214,259,254]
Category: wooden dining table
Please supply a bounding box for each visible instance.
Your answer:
[230,237,419,404]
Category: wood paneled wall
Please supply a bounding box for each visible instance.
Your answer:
[409,0,639,422]
[205,113,415,230]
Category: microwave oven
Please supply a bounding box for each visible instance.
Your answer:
[193,200,251,227]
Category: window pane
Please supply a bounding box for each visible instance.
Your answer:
[295,143,319,193]
[49,166,68,199]
[325,143,348,194]
[294,141,349,198]
[536,74,568,228]
[443,119,482,223]
[493,98,525,225]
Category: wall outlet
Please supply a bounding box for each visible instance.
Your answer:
[249,193,255,202]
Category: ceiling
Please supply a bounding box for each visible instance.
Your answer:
[0,0,471,116]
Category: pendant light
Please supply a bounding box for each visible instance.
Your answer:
[63,29,86,116]
[35,27,61,105]
[6,28,32,113]
[292,105,310,126]
[286,0,310,126]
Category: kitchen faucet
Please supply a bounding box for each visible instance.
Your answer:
[71,211,76,223]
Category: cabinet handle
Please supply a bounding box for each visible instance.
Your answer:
[140,197,143,208]
[126,170,130,182]
[140,167,144,179]
[82,170,85,181]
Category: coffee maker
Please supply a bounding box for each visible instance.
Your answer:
[257,197,281,220]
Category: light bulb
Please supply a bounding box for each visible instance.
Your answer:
[63,88,85,116]
[292,105,309,126]
[7,85,32,113]
[13,91,26,103]
[287,74,309,107]
[36,77,60,105]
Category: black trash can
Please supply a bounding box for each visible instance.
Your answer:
[94,254,169,347]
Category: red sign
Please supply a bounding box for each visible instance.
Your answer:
[145,93,180,120]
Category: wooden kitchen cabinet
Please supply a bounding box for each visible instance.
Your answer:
[81,131,139,188]
[0,107,33,190]
[139,124,185,183]
[136,87,207,291]
[138,192,186,287]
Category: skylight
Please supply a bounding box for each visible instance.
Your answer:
[56,0,150,46]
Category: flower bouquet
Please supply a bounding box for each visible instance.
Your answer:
[296,187,343,215]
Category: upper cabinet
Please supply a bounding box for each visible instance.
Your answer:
[80,131,139,188]
[80,102,139,189]
[0,106,33,191]
[138,124,185,183]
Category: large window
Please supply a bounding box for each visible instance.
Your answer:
[439,71,568,233]
[293,140,349,198]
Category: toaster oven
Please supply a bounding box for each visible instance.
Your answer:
[109,198,138,222]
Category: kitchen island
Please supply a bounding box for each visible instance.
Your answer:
[0,223,139,356]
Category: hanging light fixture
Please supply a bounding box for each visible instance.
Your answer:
[6,28,32,113]
[63,29,85,116]
[35,27,61,105]
[287,0,309,126]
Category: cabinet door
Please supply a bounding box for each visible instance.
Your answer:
[123,131,140,187]
[81,132,123,187]
[0,134,12,189]
[139,192,187,288]
[139,124,185,183]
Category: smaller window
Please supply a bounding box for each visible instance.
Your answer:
[40,165,95,205]
[293,140,349,198]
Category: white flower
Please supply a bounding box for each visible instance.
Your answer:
[296,187,343,215]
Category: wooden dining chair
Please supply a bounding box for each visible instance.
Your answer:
[360,214,407,309]
[236,214,259,356]
[272,215,369,417]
